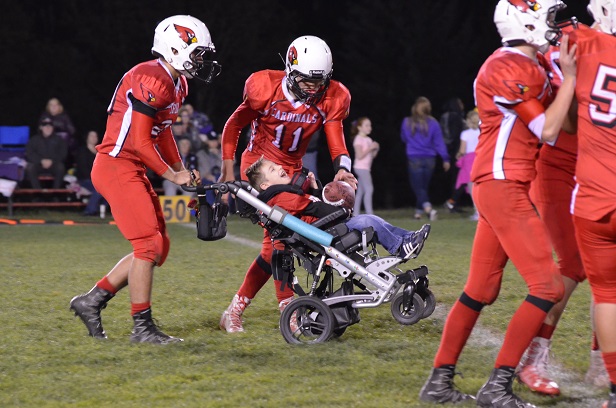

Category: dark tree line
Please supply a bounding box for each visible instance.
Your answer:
[1,0,589,208]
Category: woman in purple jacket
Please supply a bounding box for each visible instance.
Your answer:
[400,96,450,220]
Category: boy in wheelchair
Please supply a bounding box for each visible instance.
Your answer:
[245,156,431,261]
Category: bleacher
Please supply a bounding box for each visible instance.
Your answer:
[0,126,85,216]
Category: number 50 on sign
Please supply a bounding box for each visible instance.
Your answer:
[159,195,192,223]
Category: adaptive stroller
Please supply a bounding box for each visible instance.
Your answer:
[187,181,436,345]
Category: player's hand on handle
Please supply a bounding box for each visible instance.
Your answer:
[334,169,357,190]
[171,169,199,186]
[188,169,201,186]
[217,159,237,203]
[218,159,236,183]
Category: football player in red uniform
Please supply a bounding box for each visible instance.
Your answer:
[564,2,616,406]
[517,6,610,395]
[70,15,221,344]
[419,1,577,406]
[218,35,357,333]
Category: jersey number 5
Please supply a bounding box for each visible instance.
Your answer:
[273,125,303,152]
[590,64,616,128]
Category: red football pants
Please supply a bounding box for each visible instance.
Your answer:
[92,154,170,266]
[530,160,585,282]
[573,211,616,304]
[466,180,563,304]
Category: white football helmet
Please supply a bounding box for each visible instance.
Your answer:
[588,0,616,34]
[494,0,568,49]
[284,35,333,105]
[151,15,221,83]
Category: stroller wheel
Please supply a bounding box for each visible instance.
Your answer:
[280,297,336,344]
[419,289,436,319]
[391,292,425,325]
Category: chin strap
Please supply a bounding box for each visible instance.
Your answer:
[333,154,352,173]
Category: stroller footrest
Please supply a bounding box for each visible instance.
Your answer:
[396,265,429,284]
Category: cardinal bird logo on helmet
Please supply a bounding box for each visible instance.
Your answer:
[174,24,197,45]
[288,46,298,66]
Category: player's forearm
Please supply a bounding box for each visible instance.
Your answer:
[542,76,576,143]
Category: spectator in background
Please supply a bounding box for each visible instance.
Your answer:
[182,103,213,135]
[352,117,379,215]
[445,109,480,219]
[439,97,467,210]
[40,97,76,143]
[302,127,321,178]
[75,130,106,216]
[177,106,201,151]
[400,96,450,221]
[162,137,199,196]
[171,115,191,141]
[40,97,76,160]
[439,97,466,163]
[197,130,222,204]
[25,117,68,189]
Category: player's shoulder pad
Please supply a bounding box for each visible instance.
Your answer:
[489,49,546,84]
[131,60,176,109]
[320,80,351,118]
[244,70,285,108]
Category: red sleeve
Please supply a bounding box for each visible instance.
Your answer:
[221,72,271,161]
[512,98,545,126]
[269,192,311,216]
[157,126,182,168]
[131,110,170,175]
[322,81,352,161]
[489,57,547,125]
[221,100,260,160]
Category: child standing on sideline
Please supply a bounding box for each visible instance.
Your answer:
[352,117,379,214]
[445,109,480,219]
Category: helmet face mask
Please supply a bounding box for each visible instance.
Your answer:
[284,36,333,105]
[152,15,222,83]
[494,0,572,49]
[588,0,616,35]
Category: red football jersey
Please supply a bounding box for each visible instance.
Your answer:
[472,48,554,184]
[222,70,351,169]
[267,191,320,225]
[97,59,186,175]
[536,45,577,179]
[570,26,616,220]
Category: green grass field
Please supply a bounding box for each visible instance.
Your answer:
[0,208,607,407]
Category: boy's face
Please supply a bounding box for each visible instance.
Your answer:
[260,160,291,190]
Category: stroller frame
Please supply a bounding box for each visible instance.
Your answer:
[190,182,435,344]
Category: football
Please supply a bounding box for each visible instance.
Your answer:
[322,180,355,211]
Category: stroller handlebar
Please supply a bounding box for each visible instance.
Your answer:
[180,181,256,196]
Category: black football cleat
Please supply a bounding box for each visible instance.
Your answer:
[476,367,536,408]
[70,286,115,339]
[419,365,475,403]
[130,309,183,345]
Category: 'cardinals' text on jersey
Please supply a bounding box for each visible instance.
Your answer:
[472,47,554,184]
[222,70,351,169]
[570,26,616,221]
[97,59,187,175]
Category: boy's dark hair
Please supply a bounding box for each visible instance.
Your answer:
[245,155,267,192]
